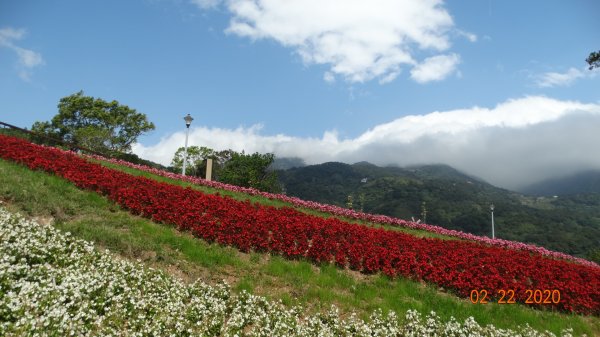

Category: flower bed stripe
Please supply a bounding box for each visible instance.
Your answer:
[1,135,598,315]
[85,154,598,268]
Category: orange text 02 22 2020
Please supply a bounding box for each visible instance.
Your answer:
[469,289,561,304]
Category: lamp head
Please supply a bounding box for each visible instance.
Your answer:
[184,114,194,127]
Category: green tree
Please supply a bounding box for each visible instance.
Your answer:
[170,145,279,191]
[587,248,600,264]
[219,151,280,192]
[72,126,112,151]
[171,146,216,177]
[586,50,600,70]
[31,91,155,153]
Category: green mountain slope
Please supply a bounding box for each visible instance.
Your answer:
[278,162,600,260]
[521,170,600,196]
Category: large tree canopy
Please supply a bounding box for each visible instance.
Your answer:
[171,146,279,192]
[219,151,280,193]
[32,91,155,153]
[586,50,600,70]
[170,146,231,177]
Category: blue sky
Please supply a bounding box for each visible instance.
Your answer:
[1,0,599,188]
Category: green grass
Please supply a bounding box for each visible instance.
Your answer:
[1,157,598,335]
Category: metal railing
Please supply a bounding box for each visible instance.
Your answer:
[0,121,170,173]
[0,120,169,170]
[0,121,107,156]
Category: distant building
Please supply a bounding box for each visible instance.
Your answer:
[361,177,368,183]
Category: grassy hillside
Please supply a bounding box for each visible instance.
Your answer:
[5,204,595,336]
[1,157,599,335]
[277,162,600,259]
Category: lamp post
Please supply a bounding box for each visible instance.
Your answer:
[490,203,495,239]
[182,114,193,176]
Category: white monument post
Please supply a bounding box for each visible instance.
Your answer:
[206,158,213,181]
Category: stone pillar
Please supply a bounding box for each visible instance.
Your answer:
[206,158,213,181]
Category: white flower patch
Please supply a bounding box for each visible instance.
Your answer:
[0,207,582,336]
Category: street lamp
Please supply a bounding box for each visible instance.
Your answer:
[182,114,193,176]
[490,203,495,239]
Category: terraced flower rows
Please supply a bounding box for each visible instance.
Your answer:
[1,135,598,315]
[1,206,578,336]
[87,154,597,268]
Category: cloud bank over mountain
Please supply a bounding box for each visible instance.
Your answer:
[133,96,600,190]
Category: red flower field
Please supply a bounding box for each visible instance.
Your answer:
[1,135,598,315]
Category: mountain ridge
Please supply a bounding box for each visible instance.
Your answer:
[520,169,600,196]
[277,161,600,261]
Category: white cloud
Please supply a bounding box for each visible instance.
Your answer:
[323,71,335,83]
[410,53,460,83]
[0,27,44,81]
[456,30,477,42]
[0,27,25,41]
[133,96,600,189]
[195,0,470,84]
[14,46,44,68]
[535,67,598,88]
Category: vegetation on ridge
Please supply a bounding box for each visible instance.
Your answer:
[277,162,600,261]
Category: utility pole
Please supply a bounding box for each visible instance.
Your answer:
[490,203,495,239]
